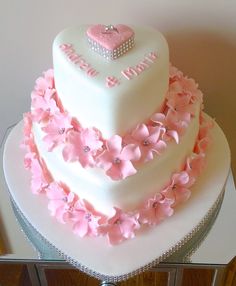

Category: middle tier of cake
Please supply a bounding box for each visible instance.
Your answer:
[32,103,200,216]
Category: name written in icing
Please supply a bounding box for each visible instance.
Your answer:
[59,43,99,77]
[121,51,158,80]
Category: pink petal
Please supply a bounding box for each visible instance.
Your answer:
[195,137,211,154]
[48,200,64,216]
[97,150,113,171]
[173,171,189,186]
[107,226,123,245]
[161,187,176,204]
[119,160,137,179]
[70,209,84,222]
[55,208,69,224]
[67,192,75,203]
[132,124,149,141]
[175,188,191,204]
[106,135,122,154]
[44,69,54,82]
[78,151,95,168]
[167,130,179,144]
[120,144,141,161]
[160,201,174,218]
[73,220,89,237]
[143,150,154,162]
[108,207,122,224]
[151,113,165,125]
[186,153,205,178]
[35,77,48,93]
[82,128,103,150]
[120,217,139,239]
[147,127,161,144]
[106,164,123,180]
[152,140,167,154]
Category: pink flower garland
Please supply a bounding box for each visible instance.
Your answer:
[22,66,213,244]
[22,112,212,244]
[29,66,202,181]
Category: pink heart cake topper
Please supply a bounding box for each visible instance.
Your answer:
[87,24,135,60]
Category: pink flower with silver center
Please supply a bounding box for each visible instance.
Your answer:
[139,193,174,225]
[46,182,76,224]
[29,156,49,194]
[99,207,140,245]
[161,171,192,207]
[150,112,180,144]
[42,112,72,151]
[34,69,54,96]
[125,123,166,162]
[97,135,141,180]
[31,88,59,123]
[186,153,206,179]
[71,199,105,237]
[63,128,103,168]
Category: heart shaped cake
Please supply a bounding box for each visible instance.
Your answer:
[22,24,213,245]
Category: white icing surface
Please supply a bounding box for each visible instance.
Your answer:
[53,26,169,138]
[33,107,200,216]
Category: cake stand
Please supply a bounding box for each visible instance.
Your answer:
[3,117,230,284]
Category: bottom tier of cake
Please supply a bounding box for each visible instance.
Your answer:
[3,115,230,279]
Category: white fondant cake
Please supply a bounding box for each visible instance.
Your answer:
[22,24,213,245]
[53,26,169,138]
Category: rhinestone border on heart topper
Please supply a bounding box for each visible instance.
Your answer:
[87,24,135,60]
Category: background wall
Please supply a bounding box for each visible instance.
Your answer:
[0,0,235,177]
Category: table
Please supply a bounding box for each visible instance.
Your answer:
[0,125,235,286]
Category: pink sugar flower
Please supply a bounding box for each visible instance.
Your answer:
[21,112,34,149]
[151,112,179,144]
[71,200,105,237]
[195,137,211,154]
[125,124,166,162]
[29,156,49,194]
[161,171,191,207]
[168,69,202,104]
[168,79,185,96]
[24,151,36,170]
[194,117,213,154]
[165,109,191,136]
[24,136,38,154]
[42,112,72,151]
[97,135,141,180]
[34,69,54,96]
[169,65,183,84]
[31,88,59,123]
[179,77,203,103]
[186,153,206,179]
[166,91,196,116]
[100,208,140,245]
[139,193,174,225]
[63,128,103,168]
[198,116,214,140]
[22,112,32,139]
[46,182,76,224]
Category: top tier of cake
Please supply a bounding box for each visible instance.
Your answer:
[53,25,169,138]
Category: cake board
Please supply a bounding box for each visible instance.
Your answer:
[2,116,230,283]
